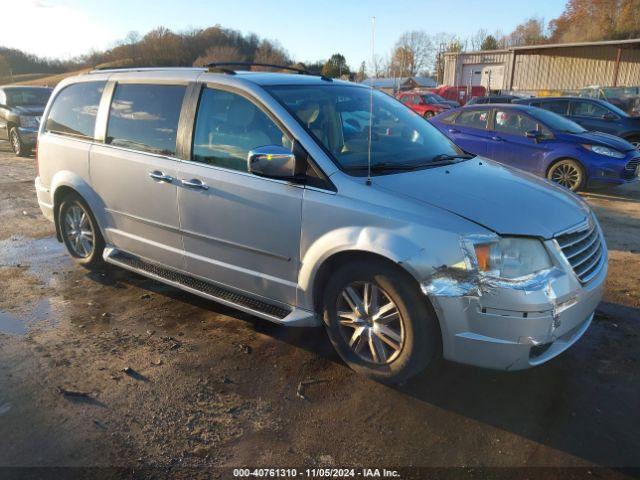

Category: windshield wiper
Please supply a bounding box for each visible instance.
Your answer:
[343,162,419,172]
[344,154,476,173]
[429,153,476,164]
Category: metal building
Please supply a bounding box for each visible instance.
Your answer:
[443,38,640,94]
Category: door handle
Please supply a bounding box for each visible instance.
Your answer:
[180,178,209,190]
[148,170,174,182]
[491,136,503,141]
[448,128,459,133]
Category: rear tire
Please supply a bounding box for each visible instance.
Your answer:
[424,111,434,119]
[547,159,585,192]
[58,193,105,269]
[9,127,27,157]
[322,260,440,384]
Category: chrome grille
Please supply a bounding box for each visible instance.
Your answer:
[556,220,604,283]
[625,157,640,172]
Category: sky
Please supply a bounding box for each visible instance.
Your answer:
[1,0,567,68]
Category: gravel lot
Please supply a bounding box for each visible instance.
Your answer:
[0,141,639,478]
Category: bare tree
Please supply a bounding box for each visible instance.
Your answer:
[367,53,388,78]
[468,29,488,51]
[393,31,434,76]
[193,45,245,66]
[506,17,547,46]
[253,40,290,67]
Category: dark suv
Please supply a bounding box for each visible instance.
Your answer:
[513,96,640,149]
[466,94,520,105]
[0,86,52,156]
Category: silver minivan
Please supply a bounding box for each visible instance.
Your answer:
[35,65,607,382]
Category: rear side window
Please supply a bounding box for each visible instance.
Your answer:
[540,100,569,115]
[455,109,489,129]
[106,84,186,156]
[45,81,105,139]
[438,110,458,124]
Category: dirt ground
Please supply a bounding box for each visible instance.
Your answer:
[0,141,639,479]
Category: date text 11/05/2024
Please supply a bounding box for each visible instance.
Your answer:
[233,468,401,478]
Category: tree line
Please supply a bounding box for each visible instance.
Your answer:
[1,0,639,82]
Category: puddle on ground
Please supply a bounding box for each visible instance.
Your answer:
[0,235,71,285]
[0,297,67,336]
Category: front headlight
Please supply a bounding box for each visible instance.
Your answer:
[469,236,552,279]
[582,144,626,158]
[19,116,39,129]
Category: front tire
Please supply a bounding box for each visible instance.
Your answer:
[9,127,27,157]
[322,260,439,383]
[58,193,105,269]
[424,111,434,119]
[547,159,585,192]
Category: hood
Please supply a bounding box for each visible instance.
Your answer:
[12,105,45,116]
[372,158,590,239]
[561,130,636,152]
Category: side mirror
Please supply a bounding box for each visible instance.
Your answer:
[602,112,618,121]
[525,130,543,142]
[247,145,296,180]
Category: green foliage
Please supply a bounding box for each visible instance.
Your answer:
[321,54,350,78]
[480,35,499,51]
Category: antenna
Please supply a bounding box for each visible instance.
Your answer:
[366,16,376,187]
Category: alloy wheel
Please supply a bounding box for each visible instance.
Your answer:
[336,282,404,365]
[63,204,94,258]
[550,162,582,190]
[10,130,21,155]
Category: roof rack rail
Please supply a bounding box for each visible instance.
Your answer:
[90,66,206,73]
[204,62,332,81]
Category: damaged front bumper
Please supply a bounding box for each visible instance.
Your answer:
[420,236,607,371]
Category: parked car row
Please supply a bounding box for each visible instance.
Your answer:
[34,66,607,382]
[0,86,52,156]
[512,96,640,149]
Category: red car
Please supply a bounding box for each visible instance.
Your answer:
[427,85,486,106]
[397,90,452,118]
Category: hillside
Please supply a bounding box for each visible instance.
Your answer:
[0,69,91,87]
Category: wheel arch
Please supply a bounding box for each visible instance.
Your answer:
[622,131,640,142]
[51,172,108,243]
[311,250,425,316]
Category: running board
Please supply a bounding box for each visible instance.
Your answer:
[103,248,318,327]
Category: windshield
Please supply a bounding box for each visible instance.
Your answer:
[5,88,51,107]
[528,108,587,134]
[266,85,463,175]
[601,101,629,117]
[425,94,446,103]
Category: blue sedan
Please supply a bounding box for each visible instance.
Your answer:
[430,104,640,191]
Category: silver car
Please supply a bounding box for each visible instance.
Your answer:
[35,66,607,383]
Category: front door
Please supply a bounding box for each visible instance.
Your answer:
[177,86,303,306]
[490,108,552,175]
[569,100,618,134]
[90,82,187,270]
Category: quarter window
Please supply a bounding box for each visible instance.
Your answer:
[455,109,489,129]
[192,88,291,171]
[45,81,105,139]
[106,84,186,156]
[539,100,568,115]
